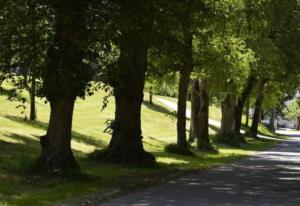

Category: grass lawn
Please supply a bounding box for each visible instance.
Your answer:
[0,88,279,206]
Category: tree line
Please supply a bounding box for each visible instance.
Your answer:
[0,0,300,174]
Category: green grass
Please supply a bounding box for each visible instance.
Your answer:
[0,87,278,206]
[155,94,222,121]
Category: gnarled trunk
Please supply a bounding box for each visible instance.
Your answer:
[197,79,213,150]
[39,98,78,172]
[234,76,255,134]
[249,80,266,138]
[220,94,236,140]
[103,41,155,167]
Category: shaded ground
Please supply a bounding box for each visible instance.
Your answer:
[101,132,300,206]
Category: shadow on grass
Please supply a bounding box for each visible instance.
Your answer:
[143,102,177,119]
[209,124,220,133]
[143,102,192,121]
[0,133,39,175]
[5,115,106,149]
[0,87,24,99]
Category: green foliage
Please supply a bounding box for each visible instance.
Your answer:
[145,73,179,97]
[283,99,300,120]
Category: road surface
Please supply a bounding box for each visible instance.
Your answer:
[101,132,300,206]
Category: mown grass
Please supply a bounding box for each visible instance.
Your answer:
[0,87,278,206]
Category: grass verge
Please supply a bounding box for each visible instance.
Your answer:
[0,88,279,206]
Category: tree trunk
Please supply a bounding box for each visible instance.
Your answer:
[177,25,193,148]
[38,98,78,172]
[149,86,153,105]
[269,108,276,132]
[102,41,155,167]
[245,99,250,127]
[249,80,266,138]
[177,68,192,148]
[261,109,265,122]
[189,79,200,143]
[297,117,300,130]
[197,79,213,150]
[23,70,29,88]
[30,70,36,121]
[220,94,236,140]
[234,76,256,134]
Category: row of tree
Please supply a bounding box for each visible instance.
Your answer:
[0,0,300,173]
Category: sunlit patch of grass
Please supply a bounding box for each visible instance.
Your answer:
[71,140,96,154]
[157,157,190,165]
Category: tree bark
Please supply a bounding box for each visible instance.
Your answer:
[249,80,266,138]
[245,99,250,127]
[102,41,155,167]
[177,25,193,148]
[149,86,153,105]
[297,117,300,130]
[39,98,78,172]
[220,94,236,140]
[197,79,213,150]
[269,108,277,132]
[189,79,200,143]
[30,69,36,121]
[234,76,256,134]
[177,67,192,148]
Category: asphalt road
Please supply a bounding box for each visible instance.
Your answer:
[101,133,300,206]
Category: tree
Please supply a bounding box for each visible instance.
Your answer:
[249,79,267,137]
[197,79,212,150]
[207,36,253,142]
[97,0,160,167]
[283,99,300,130]
[189,79,201,142]
[166,0,210,149]
[38,0,96,172]
[0,0,47,121]
[269,107,277,132]
[189,78,214,150]
[234,75,256,134]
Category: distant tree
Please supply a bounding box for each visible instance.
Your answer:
[283,99,300,130]
[1,0,56,121]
